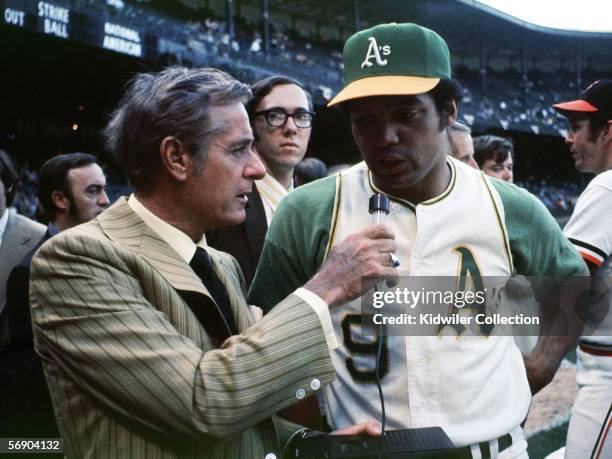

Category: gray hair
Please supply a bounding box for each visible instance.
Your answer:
[104,67,251,192]
[448,121,471,135]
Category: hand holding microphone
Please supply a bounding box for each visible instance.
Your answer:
[304,194,399,308]
[369,194,400,268]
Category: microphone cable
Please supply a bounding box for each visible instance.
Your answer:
[375,286,386,459]
[369,194,392,459]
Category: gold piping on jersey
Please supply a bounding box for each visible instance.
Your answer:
[324,173,343,260]
[367,170,416,211]
[421,158,457,206]
[481,174,514,274]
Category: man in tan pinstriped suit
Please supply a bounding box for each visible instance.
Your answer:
[29,67,398,458]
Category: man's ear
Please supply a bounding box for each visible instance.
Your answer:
[51,191,68,212]
[442,100,458,129]
[159,136,190,182]
[440,99,458,131]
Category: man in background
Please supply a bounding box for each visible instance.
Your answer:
[36,152,109,232]
[5,152,108,345]
[1,152,108,437]
[473,134,514,182]
[447,121,478,169]
[207,75,314,287]
[0,150,45,346]
[294,157,328,187]
[553,79,612,458]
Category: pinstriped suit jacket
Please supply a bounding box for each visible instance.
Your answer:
[29,198,335,459]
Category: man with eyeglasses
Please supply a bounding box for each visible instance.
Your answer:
[207,75,315,288]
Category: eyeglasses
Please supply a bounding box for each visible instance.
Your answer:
[254,109,315,128]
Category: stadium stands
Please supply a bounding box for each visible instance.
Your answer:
[2,0,611,218]
[73,0,612,135]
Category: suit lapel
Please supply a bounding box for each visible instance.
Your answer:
[98,198,209,296]
[0,212,38,282]
[98,198,253,334]
[244,186,268,262]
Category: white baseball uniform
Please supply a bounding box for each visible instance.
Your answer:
[251,158,585,458]
[563,169,612,459]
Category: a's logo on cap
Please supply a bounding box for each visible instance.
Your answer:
[361,37,391,69]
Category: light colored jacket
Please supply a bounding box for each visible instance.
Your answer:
[0,209,45,343]
[30,198,334,459]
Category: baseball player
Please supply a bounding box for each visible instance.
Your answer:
[553,79,612,458]
[249,23,586,458]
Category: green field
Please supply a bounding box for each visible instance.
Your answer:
[527,421,568,458]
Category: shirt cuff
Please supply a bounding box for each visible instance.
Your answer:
[293,288,338,350]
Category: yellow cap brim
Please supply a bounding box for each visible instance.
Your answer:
[328,76,441,107]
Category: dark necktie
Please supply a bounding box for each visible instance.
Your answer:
[189,247,238,335]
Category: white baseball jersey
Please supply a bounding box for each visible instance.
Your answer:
[320,160,526,447]
[564,169,612,271]
[563,170,612,458]
[250,157,585,449]
[564,169,612,346]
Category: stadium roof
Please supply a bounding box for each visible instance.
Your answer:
[218,0,612,58]
[471,0,612,34]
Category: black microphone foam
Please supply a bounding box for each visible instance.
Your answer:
[369,194,390,215]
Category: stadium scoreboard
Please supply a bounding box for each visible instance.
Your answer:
[2,0,157,60]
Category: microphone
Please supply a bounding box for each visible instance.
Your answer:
[368,194,391,456]
[369,194,399,268]
[369,193,390,225]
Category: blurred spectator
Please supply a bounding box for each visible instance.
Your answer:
[0,150,46,345]
[447,121,478,169]
[294,157,328,187]
[36,153,109,230]
[1,153,108,438]
[473,135,514,182]
[12,163,39,219]
[517,177,579,217]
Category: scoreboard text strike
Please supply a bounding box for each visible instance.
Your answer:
[2,0,148,58]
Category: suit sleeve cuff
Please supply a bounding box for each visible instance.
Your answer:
[293,288,338,350]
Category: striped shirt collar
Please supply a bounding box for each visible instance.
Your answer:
[128,194,207,263]
[255,172,293,218]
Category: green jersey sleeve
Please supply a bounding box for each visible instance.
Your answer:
[491,179,586,277]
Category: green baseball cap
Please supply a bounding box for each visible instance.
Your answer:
[328,23,451,106]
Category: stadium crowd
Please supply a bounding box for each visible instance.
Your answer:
[69,0,598,132]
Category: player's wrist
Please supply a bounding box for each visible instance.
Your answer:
[303,276,345,308]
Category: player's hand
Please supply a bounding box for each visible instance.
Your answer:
[523,353,553,395]
[303,224,398,308]
[331,420,382,437]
